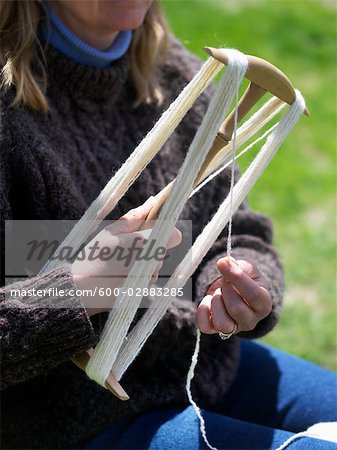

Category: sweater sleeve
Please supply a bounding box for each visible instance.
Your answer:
[0,266,98,390]
[0,121,97,390]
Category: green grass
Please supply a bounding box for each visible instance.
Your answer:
[163,0,336,370]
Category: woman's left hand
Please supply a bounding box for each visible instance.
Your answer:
[196,257,272,335]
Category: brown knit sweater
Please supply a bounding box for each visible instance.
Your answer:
[0,37,284,449]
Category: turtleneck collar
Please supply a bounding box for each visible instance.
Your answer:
[40,1,132,68]
[42,46,131,102]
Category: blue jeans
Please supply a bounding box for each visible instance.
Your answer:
[81,340,337,450]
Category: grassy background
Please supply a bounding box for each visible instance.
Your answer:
[162,0,336,370]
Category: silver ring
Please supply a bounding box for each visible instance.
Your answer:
[219,322,238,340]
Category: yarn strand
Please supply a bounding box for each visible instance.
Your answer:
[186,329,219,450]
[226,85,240,258]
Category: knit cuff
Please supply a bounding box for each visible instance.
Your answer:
[231,236,284,338]
[1,265,98,388]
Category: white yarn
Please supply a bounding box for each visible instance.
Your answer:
[274,422,337,450]
[191,95,286,197]
[112,89,306,382]
[195,96,285,186]
[105,99,283,380]
[86,49,249,386]
[40,92,282,277]
[186,328,218,450]
[133,97,284,219]
[274,432,309,450]
[170,90,306,289]
[39,57,222,274]
[226,85,240,258]
[191,123,278,197]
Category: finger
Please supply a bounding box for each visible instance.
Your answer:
[217,257,272,317]
[235,259,269,290]
[138,226,182,250]
[166,227,182,249]
[205,278,222,296]
[210,288,237,334]
[196,294,217,334]
[120,226,181,255]
[113,227,181,276]
[105,231,148,274]
[116,229,148,251]
[123,196,157,220]
[221,280,258,332]
[106,196,156,235]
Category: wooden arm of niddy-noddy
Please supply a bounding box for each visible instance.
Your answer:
[71,350,129,401]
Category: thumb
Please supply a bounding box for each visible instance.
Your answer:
[106,196,156,235]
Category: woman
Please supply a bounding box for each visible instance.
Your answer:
[0,1,336,449]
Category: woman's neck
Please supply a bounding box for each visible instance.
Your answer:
[40,1,132,68]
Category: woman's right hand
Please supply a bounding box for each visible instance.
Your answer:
[71,196,182,316]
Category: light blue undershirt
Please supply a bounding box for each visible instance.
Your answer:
[40,1,132,68]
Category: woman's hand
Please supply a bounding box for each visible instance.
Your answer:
[72,196,182,316]
[196,257,272,336]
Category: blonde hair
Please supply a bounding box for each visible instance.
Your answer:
[0,0,168,112]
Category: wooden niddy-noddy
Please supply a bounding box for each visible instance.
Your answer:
[71,47,308,401]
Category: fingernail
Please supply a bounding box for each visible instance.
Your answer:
[214,287,222,297]
[143,196,155,206]
[227,256,239,266]
[198,294,212,306]
[218,257,231,271]
[218,256,240,274]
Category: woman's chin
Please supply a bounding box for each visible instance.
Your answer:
[101,12,148,31]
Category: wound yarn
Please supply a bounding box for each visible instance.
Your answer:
[110,89,305,383]
[86,49,249,387]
